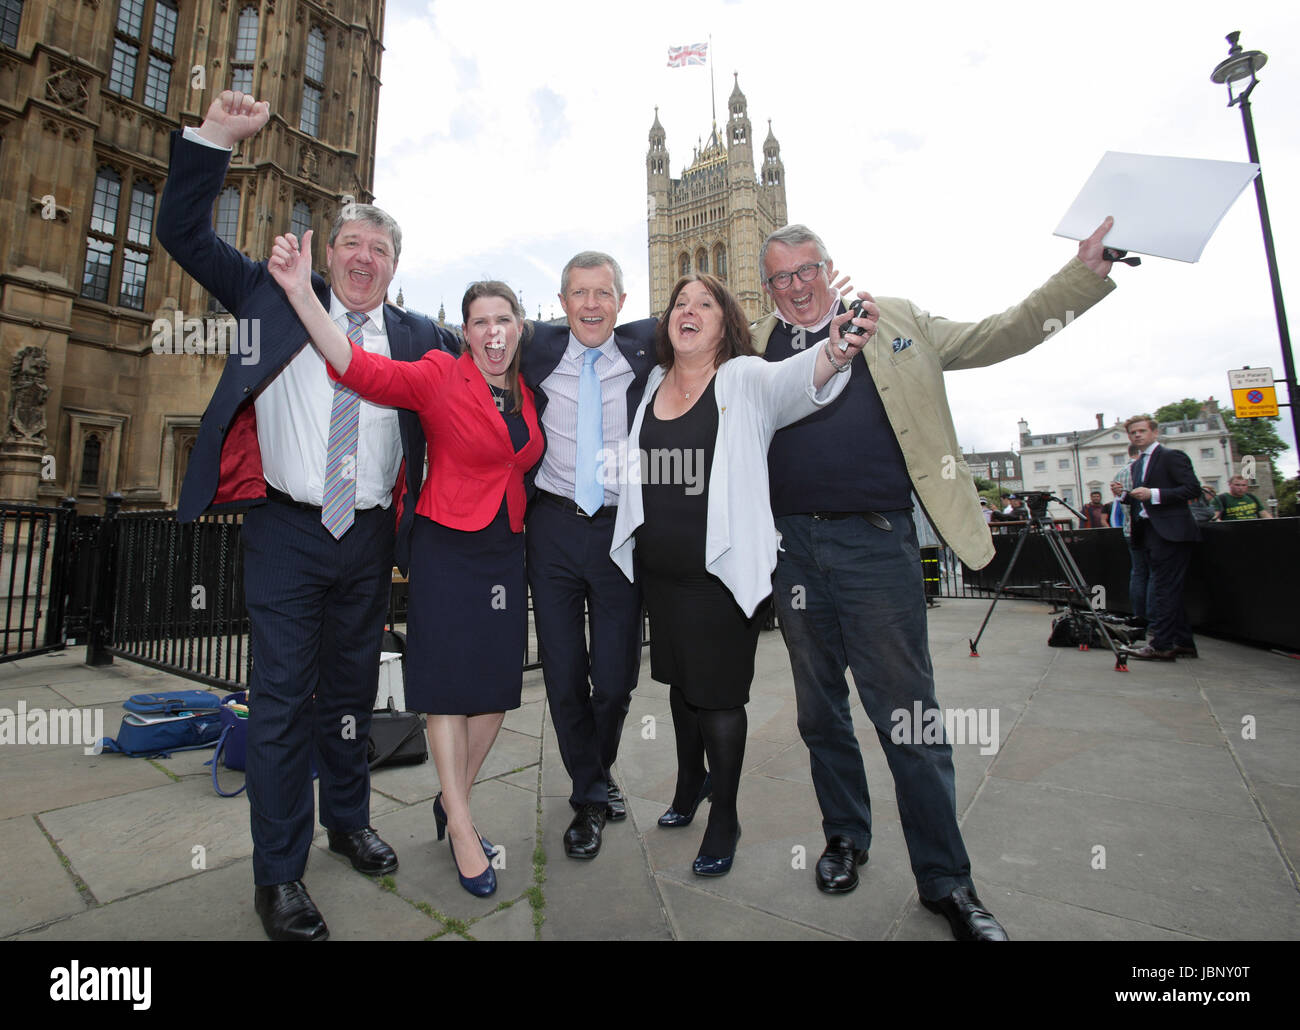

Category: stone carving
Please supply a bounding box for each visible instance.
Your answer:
[45,67,90,113]
[6,348,50,446]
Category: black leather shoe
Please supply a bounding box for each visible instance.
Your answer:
[327,827,398,875]
[254,881,329,941]
[1172,644,1199,658]
[606,779,627,822]
[815,835,869,895]
[1126,645,1177,662]
[921,887,1009,941]
[564,803,607,859]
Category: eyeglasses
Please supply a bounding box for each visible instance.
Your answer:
[765,261,825,291]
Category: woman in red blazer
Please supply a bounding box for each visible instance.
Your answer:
[270,231,541,899]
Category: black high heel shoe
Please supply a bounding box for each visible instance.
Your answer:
[433,792,497,857]
[658,773,712,828]
[692,825,741,878]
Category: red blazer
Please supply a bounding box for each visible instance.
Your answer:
[334,347,542,532]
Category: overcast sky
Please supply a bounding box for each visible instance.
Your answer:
[370,0,1300,476]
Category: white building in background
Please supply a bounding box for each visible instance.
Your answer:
[1016,411,1237,523]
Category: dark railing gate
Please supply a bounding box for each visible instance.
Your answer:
[7,498,1294,680]
[0,499,77,664]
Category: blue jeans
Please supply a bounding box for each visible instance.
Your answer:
[773,511,972,901]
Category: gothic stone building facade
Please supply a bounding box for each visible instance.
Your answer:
[646,75,787,323]
[0,0,385,509]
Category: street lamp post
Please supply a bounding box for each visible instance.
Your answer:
[1211,31,1299,461]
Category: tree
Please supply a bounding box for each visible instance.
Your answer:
[1154,397,1289,484]
[1276,476,1298,517]
[1153,398,1203,423]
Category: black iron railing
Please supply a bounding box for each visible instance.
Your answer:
[0,499,76,663]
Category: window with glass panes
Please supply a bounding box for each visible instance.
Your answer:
[231,6,258,93]
[106,0,176,111]
[81,167,158,309]
[2,0,24,47]
[291,201,312,242]
[300,27,326,135]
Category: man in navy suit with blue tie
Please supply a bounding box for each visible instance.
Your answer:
[1111,415,1201,660]
[522,253,656,860]
[158,92,455,940]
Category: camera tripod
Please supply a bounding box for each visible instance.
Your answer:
[968,496,1127,670]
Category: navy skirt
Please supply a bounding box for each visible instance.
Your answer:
[405,510,525,715]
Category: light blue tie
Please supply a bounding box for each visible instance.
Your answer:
[321,311,366,538]
[575,348,604,515]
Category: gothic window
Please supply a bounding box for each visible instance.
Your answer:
[142,1,177,111]
[80,169,156,309]
[106,0,175,110]
[0,0,21,47]
[300,26,326,136]
[215,186,240,245]
[695,248,707,275]
[713,244,726,281]
[80,435,102,490]
[679,253,689,277]
[80,168,121,302]
[231,6,258,93]
[291,200,312,242]
[206,186,241,312]
[118,180,154,309]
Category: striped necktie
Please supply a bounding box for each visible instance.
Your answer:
[321,311,366,538]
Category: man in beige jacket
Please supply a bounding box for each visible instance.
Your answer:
[757,218,1117,940]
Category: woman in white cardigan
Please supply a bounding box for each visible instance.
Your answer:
[610,274,876,876]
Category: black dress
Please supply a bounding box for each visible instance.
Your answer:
[405,391,532,715]
[635,378,765,709]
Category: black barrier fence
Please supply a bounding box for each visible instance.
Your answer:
[0,500,76,663]
[7,500,1294,682]
[104,502,252,689]
[83,497,649,690]
[928,522,1300,652]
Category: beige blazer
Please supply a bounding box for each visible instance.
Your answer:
[750,258,1115,569]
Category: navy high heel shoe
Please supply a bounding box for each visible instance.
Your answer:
[692,825,741,878]
[449,837,497,897]
[658,773,712,828]
[433,792,497,857]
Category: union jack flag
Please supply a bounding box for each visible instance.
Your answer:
[667,42,708,67]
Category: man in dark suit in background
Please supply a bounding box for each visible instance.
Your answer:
[522,253,656,860]
[1111,415,1201,661]
[158,91,454,940]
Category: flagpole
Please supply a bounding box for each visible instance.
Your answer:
[709,34,716,127]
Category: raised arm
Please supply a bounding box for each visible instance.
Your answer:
[156,92,273,310]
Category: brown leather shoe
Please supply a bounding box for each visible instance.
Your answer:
[1172,644,1199,658]
[1126,645,1177,662]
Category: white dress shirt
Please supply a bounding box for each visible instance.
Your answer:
[534,332,634,505]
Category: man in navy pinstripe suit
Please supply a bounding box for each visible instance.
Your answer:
[158,92,455,940]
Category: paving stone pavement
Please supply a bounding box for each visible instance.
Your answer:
[2,599,1296,941]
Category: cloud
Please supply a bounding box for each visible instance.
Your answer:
[370,0,1300,473]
